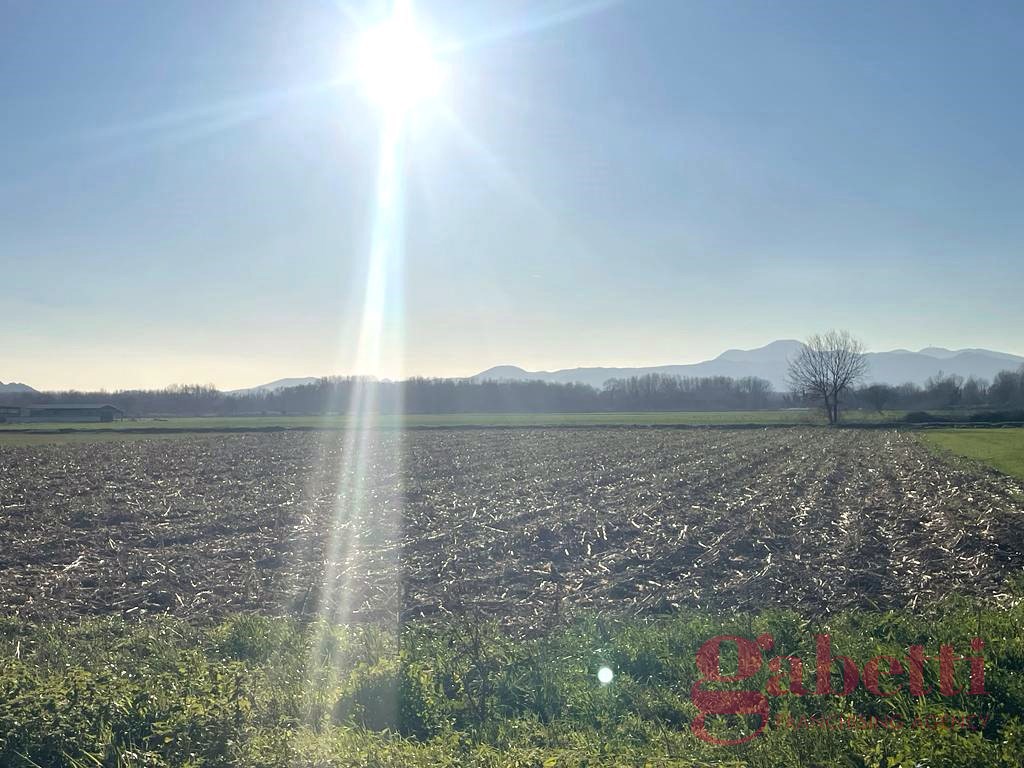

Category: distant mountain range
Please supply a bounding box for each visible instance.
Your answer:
[470,341,1024,391]
[0,381,36,393]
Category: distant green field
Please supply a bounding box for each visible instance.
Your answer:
[0,409,927,443]
[0,410,820,433]
[920,428,1024,482]
[0,410,834,444]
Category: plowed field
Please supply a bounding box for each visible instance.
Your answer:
[2,429,1022,627]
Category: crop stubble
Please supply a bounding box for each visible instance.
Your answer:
[1,428,1022,627]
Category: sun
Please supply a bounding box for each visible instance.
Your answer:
[355,5,445,115]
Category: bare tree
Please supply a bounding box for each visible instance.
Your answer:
[787,330,868,424]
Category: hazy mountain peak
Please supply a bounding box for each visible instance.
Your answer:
[949,348,1024,363]
[471,365,530,381]
[715,339,804,362]
[918,347,957,358]
[228,377,320,395]
[0,381,36,393]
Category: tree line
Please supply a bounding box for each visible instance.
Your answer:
[3,362,1023,418]
[0,375,778,416]
[852,369,1024,412]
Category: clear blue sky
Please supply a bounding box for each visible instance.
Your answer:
[3,0,1022,390]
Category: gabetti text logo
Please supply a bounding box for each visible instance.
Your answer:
[691,634,988,745]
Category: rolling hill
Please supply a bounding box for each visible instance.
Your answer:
[227,377,321,395]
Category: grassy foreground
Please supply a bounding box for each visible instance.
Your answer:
[920,428,1024,482]
[2,599,1024,768]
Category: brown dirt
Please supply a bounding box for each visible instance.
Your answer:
[1,428,1022,627]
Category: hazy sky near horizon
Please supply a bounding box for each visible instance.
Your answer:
[3,0,1023,391]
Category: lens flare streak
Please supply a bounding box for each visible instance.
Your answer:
[316,112,406,630]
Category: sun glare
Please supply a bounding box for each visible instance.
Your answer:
[356,6,444,115]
